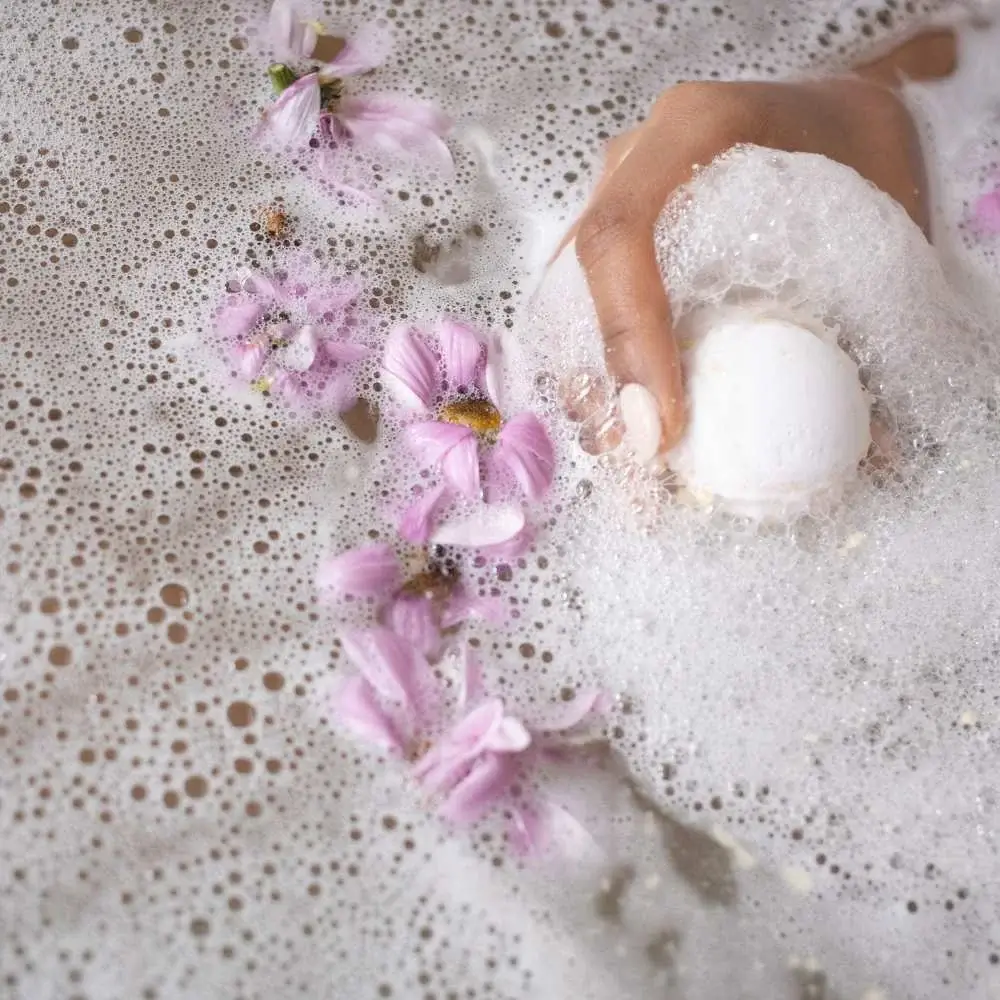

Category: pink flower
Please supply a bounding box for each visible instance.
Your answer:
[213,266,368,412]
[332,635,609,836]
[316,542,504,657]
[973,184,1000,236]
[382,320,556,509]
[258,13,452,177]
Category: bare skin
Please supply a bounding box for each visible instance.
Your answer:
[565,30,958,455]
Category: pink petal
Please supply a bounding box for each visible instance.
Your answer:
[320,372,359,414]
[531,689,611,734]
[233,268,282,301]
[320,21,392,77]
[316,543,400,600]
[484,333,504,408]
[509,801,601,860]
[973,187,1000,235]
[398,482,450,545]
[334,676,404,751]
[439,753,518,825]
[405,423,481,500]
[440,590,506,630]
[494,413,555,502]
[437,318,484,391]
[341,626,428,707]
[430,503,525,549]
[259,73,321,148]
[231,341,269,380]
[456,648,484,710]
[216,298,265,341]
[341,116,453,169]
[385,595,441,660]
[280,324,319,371]
[267,0,318,60]
[321,339,369,364]
[476,521,536,561]
[306,279,361,319]
[340,93,451,136]
[383,326,438,410]
[414,699,529,795]
[440,433,482,500]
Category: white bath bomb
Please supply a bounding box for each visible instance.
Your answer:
[667,309,871,519]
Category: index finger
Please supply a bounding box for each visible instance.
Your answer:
[574,84,750,454]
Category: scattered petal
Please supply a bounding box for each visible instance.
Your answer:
[531,689,610,734]
[385,595,441,660]
[475,521,535,560]
[316,543,400,600]
[340,95,453,167]
[483,332,504,409]
[439,590,506,629]
[280,324,319,371]
[320,21,393,78]
[494,413,556,502]
[439,753,519,825]
[334,675,404,751]
[259,72,321,148]
[306,279,361,319]
[383,326,439,410]
[231,340,270,380]
[341,626,428,707]
[398,482,450,545]
[437,318,483,391]
[216,298,266,341]
[321,339,370,364]
[974,186,1000,235]
[267,0,318,61]
[405,422,481,499]
[456,648,484,710]
[430,503,525,548]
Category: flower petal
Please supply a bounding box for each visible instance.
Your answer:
[439,753,518,825]
[320,20,392,77]
[339,95,453,168]
[267,0,318,60]
[232,341,269,380]
[321,339,369,364]
[385,595,441,660]
[509,801,602,861]
[383,326,438,410]
[260,73,321,148]
[437,318,483,391]
[405,423,481,499]
[430,503,525,548]
[306,279,361,319]
[341,626,428,706]
[398,482,450,545]
[439,591,506,630]
[316,543,400,600]
[974,186,1000,235]
[280,324,319,372]
[494,413,555,502]
[476,521,535,560]
[334,675,404,751]
[456,647,483,710]
[484,332,504,409]
[340,93,451,135]
[216,298,266,341]
[531,689,611,735]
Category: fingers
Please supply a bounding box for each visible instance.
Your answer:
[855,28,957,86]
[550,127,639,265]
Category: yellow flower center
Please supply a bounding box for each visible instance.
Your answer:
[439,397,503,442]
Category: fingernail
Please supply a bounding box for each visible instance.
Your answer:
[619,383,661,464]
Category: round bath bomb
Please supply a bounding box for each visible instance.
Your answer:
[667,309,871,519]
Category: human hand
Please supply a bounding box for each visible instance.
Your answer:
[563,30,957,459]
